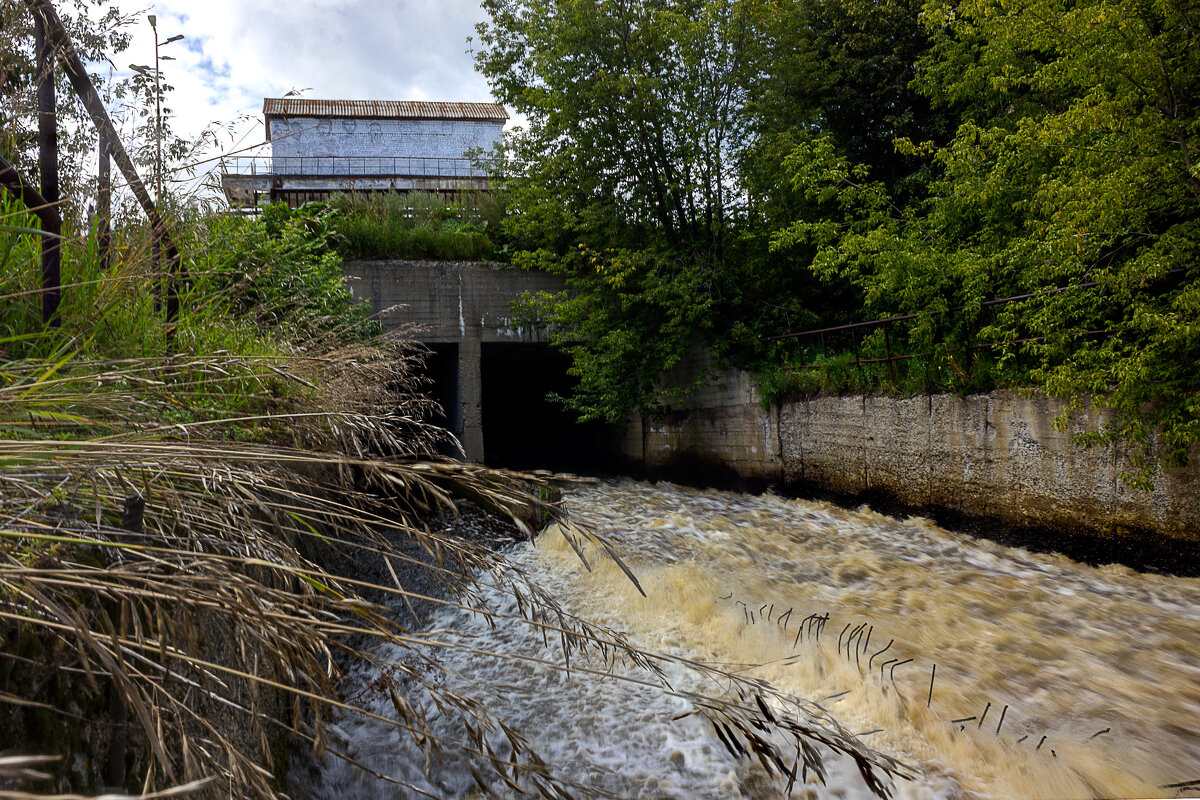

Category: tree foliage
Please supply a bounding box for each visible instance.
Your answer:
[195,202,381,340]
[1,0,203,223]
[1,1,135,212]
[475,0,766,420]
[477,0,1199,480]
[773,0,1199,484]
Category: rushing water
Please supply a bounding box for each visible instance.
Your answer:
[297,480,1200,799]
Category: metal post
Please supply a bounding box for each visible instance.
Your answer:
[884,322,895,384]
[34,8,60,327]
[25,0,182,323]
[152,236,160,313]
[149,14,162,203]
[164,236,177,323]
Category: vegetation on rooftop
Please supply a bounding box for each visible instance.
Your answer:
[322,190,505,262]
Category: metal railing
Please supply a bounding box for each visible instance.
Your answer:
[219,155,490,179]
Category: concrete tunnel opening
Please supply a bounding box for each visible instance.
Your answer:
[414,343,463,457]
[480,342,625,473]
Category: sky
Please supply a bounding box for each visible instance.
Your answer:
[104,0,501,167]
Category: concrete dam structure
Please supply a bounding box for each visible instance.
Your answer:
[343,259,618,468]
[344,261,1196,554]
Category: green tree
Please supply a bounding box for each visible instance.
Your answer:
[0,0,136,219]
[739,0,952,370]
[772,0,1200,483]
[475,0,766,421]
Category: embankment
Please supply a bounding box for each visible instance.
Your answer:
[619,355,1199,569]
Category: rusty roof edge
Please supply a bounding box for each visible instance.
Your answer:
[261,98,509,122]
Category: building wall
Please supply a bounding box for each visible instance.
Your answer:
[270,117,503,163]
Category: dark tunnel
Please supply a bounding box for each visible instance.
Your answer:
[414,342,462,457]
[480,342,625,473]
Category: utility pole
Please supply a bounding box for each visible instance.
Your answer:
[34,6,60,326]
[144,15,184,204]
[132,15,183,322]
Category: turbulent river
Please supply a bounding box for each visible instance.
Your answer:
[299,479,1200,800]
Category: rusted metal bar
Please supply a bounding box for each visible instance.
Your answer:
[766,312,920,341]
[35,10,61,326]
[852,354,916,366]
[770,265,1197,347]
[25,0,181,321]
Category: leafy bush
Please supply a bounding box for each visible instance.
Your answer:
[194,202,381,341]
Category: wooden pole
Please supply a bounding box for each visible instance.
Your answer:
[98,126,111,272]
[34,9,61,327]
[0,154,60,231]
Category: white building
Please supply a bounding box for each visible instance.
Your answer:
[221,98,508,207]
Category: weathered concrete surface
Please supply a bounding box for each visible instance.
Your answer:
[623,358,781,483]
[625,356,1200,545]
[344,260,563,459]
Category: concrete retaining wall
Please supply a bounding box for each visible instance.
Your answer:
[624,357,1200,544]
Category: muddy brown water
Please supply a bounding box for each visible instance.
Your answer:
[298,480,1200,799]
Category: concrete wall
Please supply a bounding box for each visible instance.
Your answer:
[343,260,564,460]
[271,117,503,163]
[624,355,1200,545]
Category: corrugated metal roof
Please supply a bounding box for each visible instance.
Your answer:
[262,98,508,122]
